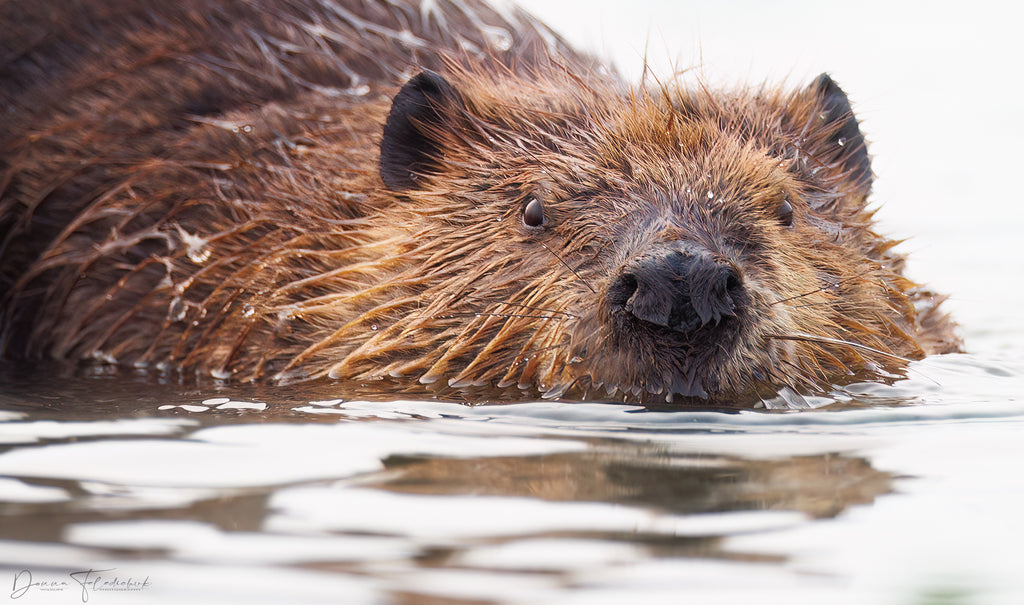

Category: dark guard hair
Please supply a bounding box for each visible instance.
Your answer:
[0,0,960,405]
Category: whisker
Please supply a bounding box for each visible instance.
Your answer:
[766,332,913,364]
[771,333,942,388]
[791,301,848,309]
[433,312,575,321]
[461,296,579,319]
[770,268,878,306]
[791,301,877,312]
[539,241,596,294]
[496,301,578,318]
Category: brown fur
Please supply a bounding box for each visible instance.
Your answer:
[0,0,960,405]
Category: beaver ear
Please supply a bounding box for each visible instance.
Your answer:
[810,73,872,191]
[380,70,465,191]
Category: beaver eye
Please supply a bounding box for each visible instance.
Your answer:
[778,198,794,227]
[523,197,545,228]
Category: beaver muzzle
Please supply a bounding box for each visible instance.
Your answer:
[609,245,742,334]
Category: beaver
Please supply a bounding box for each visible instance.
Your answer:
[0,0,960,405]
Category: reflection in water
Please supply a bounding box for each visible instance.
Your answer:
[374,448,892,520]
[351,446,895,586]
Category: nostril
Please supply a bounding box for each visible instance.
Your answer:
[620,273,638,296]
[608,273,639,311]
[725,266,742,293]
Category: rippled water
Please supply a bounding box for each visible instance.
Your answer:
[2,355,1023,604]
[3,1,1023,604]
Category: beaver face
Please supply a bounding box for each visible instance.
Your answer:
[372,70,936,404]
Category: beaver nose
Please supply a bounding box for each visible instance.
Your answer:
[609,247,742,333]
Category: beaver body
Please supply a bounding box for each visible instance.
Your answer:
[0,0,959,404]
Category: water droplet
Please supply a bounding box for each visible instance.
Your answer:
[241,303,255,318]
[242,125,252,133]
[706,191,715,200]
[345,84,370,97]
[188,247,212,264]
[370,324,378,331]
[176,226,212,264]
[90,350,118,364]
[837,137,847,147]
[169,297,188,322]
[495,216,502,222]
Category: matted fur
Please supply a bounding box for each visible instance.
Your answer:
[0,0,960,404]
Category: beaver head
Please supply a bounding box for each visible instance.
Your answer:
[311,68,953,404]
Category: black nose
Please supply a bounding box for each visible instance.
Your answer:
[609,246,742,333]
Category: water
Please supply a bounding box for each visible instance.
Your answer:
[2,359,1023,604]
[3,1,1024,604]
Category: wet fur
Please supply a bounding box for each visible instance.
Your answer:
[0,0,960,404]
